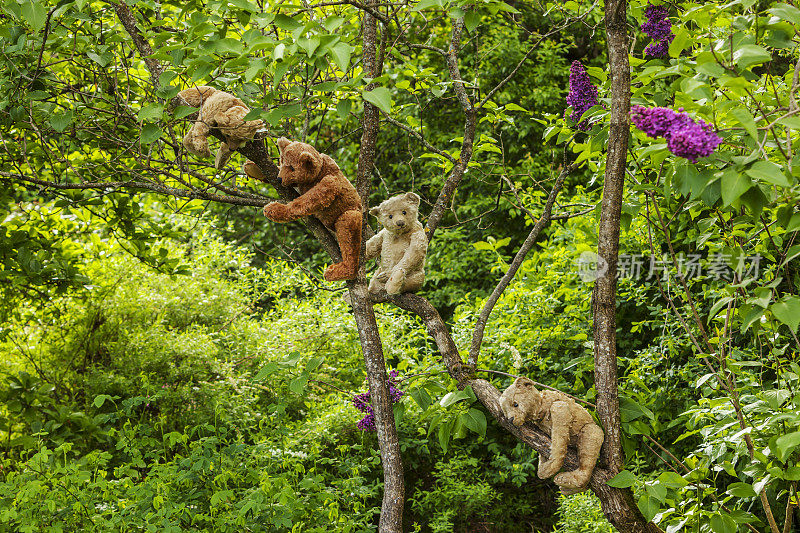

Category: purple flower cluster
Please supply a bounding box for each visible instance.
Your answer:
[641,3,674,59]
[565,61,600,131]
[353,370,404,431]
[631,105,722,162]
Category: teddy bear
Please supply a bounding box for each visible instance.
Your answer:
[499,376,604,493]
[177,86,265,169]
[364,192,428,295]
[253,138,362,281]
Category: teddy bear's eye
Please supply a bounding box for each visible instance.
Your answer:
[513,402,518,408]
[388,215,393,219]
[402,210,406,215]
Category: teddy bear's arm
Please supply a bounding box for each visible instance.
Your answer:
[537,401,572,479]
[393,230,428,273]
[365,231,384,261]
[285,175,339,217]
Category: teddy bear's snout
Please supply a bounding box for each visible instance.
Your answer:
[508,416,514,424]
[396,220,406,227]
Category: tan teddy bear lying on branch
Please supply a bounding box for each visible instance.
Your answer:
[500,376,604,494]
[177,86,265,169]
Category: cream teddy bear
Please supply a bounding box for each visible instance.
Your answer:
[365,192,428,295]
[177,86,265,169]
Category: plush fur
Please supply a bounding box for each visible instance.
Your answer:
[177,86,265,169]
[365,193,427,295]
[499,377,604,493]
[260,138,362,281]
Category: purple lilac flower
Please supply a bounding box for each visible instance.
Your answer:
[644,37,674,59]
[641,3,673,59]
[667,118,721,162]
[565,61,599,131]
[631,105,721,162]
[353,371,404,432]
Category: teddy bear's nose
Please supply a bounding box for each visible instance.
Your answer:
[396,220,405,227]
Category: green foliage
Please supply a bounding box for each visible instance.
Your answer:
[552,492,614,533]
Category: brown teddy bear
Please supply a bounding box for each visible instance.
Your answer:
[177,86,265,169]
[251,138,362,281]
[365,192,428,295]
[500,377,604,493]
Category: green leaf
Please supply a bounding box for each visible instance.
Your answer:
[440,390,471,407]
[746,161,791,187]
[657,471,688,489]
[607,470,637,488]
[710,512,737,533]
[336,99,352,118]
[21,1,47,32]
[464,10,481,32]
[409,386,432,410]
[669,28,689,56]
[413,0,443,11]
[727,482,757,498]
[733,44,772,70]
[138,103,164,122]
[771,296,800,331]
[438,419,452,452]
[49,111,73,132]
[721,168,752,206]
[729,108,758,141]
[254,362,279,380]
[306,357,323,372]
[461,408,487,437]
[637,494,660,522]
[329,42,353,71]
[362,87,392,114]
[273,14,301,31]
[140,124,162,144]
[768,3,800,24]
[289,376,307,395]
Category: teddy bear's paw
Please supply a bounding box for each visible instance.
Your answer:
[263,202,290,222]
[537,461,561,480]
[553,471,589,490]
[324,263,357,281]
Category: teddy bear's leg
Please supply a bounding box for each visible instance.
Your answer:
[324,210,362,281]
[402,270,425,293]
[537,402,572,479]
[385,268,406,295]
[184,122,211,158]
[553,424,604,490]
[368,271,387,294]
[214,142,234,169]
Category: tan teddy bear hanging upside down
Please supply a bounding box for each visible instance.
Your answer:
[177,86,265,169]
[245,138,362,281]
[500,377,604,494]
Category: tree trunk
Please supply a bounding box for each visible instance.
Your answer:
[591,1,661,531]
[350,5,405,532]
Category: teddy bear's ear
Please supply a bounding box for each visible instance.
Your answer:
[299,150,323,176]
[277,137,291,154]
[369,206,381,217]
[514,377,534,388]
[404,192,421,206]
